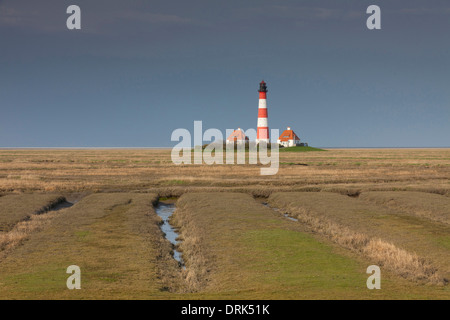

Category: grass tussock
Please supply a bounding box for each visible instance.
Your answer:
[146,206,185,293]
[0,194,65,232]
[180,233,209,292]
[268,194,446,285]
[165,193,450,299]
[364,239,440,284]
[0,195,67,257]
[0,193,187,299]
[360,191,450,225]
[170,203,210,293]
[0,209,60,259]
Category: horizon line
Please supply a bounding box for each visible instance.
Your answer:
[0,146,449,150]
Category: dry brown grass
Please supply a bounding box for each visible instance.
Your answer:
[171,203,211,293]
[268,192,448,285]
[169,193,449,299]
[0,149,448,197]
[150,202,186,293]
[360,191,450,225]
[364,239,439,283]
[0,193,185,299]
[0,194,67,260]
[0,194,65,232]
[0,149,449,298]
[0,210,60,257]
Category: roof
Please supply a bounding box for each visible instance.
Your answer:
[278,128,300,142]
[226,128,249,141]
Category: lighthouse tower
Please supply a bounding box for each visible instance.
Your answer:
[256,80,269,144]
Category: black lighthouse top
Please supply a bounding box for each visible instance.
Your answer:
[258,80,268,93]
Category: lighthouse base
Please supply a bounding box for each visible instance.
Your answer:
[256,139,270,145]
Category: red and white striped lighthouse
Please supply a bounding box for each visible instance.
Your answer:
[256,80,269,144]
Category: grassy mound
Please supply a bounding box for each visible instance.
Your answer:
[279,146,326,152]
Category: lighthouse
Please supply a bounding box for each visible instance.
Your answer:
[256,80,270,144]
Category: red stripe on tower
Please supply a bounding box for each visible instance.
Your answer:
[256,80,269,144]
[258,109,268,118]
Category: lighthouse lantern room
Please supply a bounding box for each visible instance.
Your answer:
[256,80,270,144]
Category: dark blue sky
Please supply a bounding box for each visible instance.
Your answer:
[1,0,449,147]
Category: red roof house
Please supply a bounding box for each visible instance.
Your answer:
[277,127,301,147]
[226,128,249,144]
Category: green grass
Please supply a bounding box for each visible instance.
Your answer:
[1,191,449,299]
[174,193,449,299]
[269,192,450,284]
[74,230,90,241]
[238,229,371,298]
[158,196,178,201]
[0,193,175,299]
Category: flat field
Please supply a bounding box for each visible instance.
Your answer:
[0,148,448,299]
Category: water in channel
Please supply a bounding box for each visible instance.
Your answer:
[155,203,184,266]
[262,202,298,222]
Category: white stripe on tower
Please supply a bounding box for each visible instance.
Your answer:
[257,118,268,127]
[258,99,267,109]
[256,80,269,144]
